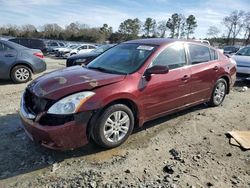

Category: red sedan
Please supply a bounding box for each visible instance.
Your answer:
[19,38,236,150]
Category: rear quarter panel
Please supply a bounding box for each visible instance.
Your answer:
[218,52,236,90]
[17,50,46,73]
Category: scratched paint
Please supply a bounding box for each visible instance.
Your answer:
[80,75,99,87]
[54,77,67,84]
[89,79,98,87]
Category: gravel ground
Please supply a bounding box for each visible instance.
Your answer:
[0,57,249,188]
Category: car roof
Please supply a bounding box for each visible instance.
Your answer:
[0,39,27,49]
[10,38,43,41]
[124,38,206,46]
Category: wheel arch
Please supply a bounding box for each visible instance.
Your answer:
[10,62,34,77]
[87,98,140,140]
[219,75,230,94]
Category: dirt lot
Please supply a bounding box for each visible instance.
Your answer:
[0,57,249,188]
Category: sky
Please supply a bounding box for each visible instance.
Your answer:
[0,0,249,39]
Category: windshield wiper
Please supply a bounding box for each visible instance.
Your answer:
[87,66,126,75]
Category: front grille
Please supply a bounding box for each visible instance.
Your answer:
[24,89,52,114]
[39,114,74,126]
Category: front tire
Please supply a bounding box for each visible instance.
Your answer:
[209,78,227,106]
[10,65,32,84]
[91,104,134,148]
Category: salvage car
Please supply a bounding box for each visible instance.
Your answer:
[231,46,250,79]
[0,40,46,83]
[66,44,116,67]
[19,38,236,150]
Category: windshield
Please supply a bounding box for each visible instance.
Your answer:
[93,44,114,53]
[87,43,156,74]
[235,47,250,56]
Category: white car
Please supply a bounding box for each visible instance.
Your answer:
[232,46,250,79]
[56,44,80,57]
[194,39,210,45]
[70,44,97,56]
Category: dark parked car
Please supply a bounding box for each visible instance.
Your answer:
[0,40,46,83]
[9,38,47,54]
[223,45,240,55]
[66,44,115,67]
[19,38,236,150]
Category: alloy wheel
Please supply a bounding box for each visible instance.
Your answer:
[103,111,130,143]
[213,82,226,105]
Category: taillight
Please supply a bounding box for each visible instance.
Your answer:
[33,52,44,59]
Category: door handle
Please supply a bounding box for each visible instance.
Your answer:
[181,75,190,81]
[5,54,15,57]
[213,66,219,71]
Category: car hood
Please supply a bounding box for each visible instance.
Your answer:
[68,52,99,60]
[232,55,250,66]
[27,66,126,100]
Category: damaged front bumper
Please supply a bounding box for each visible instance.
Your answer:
[19,96,92,150]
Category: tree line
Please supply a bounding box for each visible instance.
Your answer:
[1,10,248,45]
[206,10,250,45]
[0,13,197,43]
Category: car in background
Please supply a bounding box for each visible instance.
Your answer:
[19,38,236,150]
[46,41,66,54]
[55,44,80,57]
[0,40,46,83]
[9,38,47,54]
[194,39,210,45]
[70,44,97,56]
[223,45,240,55]
[231,46,250,79]
[66,44,115,67]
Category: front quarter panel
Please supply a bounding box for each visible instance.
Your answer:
[219,55,236,89]
[78,73,143,115]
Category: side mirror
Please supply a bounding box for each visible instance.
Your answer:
[145,65,169,76]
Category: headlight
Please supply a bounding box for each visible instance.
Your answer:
[47,91,95,115]
[75,59,86,63]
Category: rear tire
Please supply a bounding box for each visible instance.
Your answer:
[10,65,32,84]
[91,104,134,148]
[208,78,227,106]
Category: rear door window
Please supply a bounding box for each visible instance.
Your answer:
[188,44,211,64]
[88,45,96,49]
[152,43,186,69]
[209,48,218,60]
[80,45,88,50]
[0,42,13,51]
